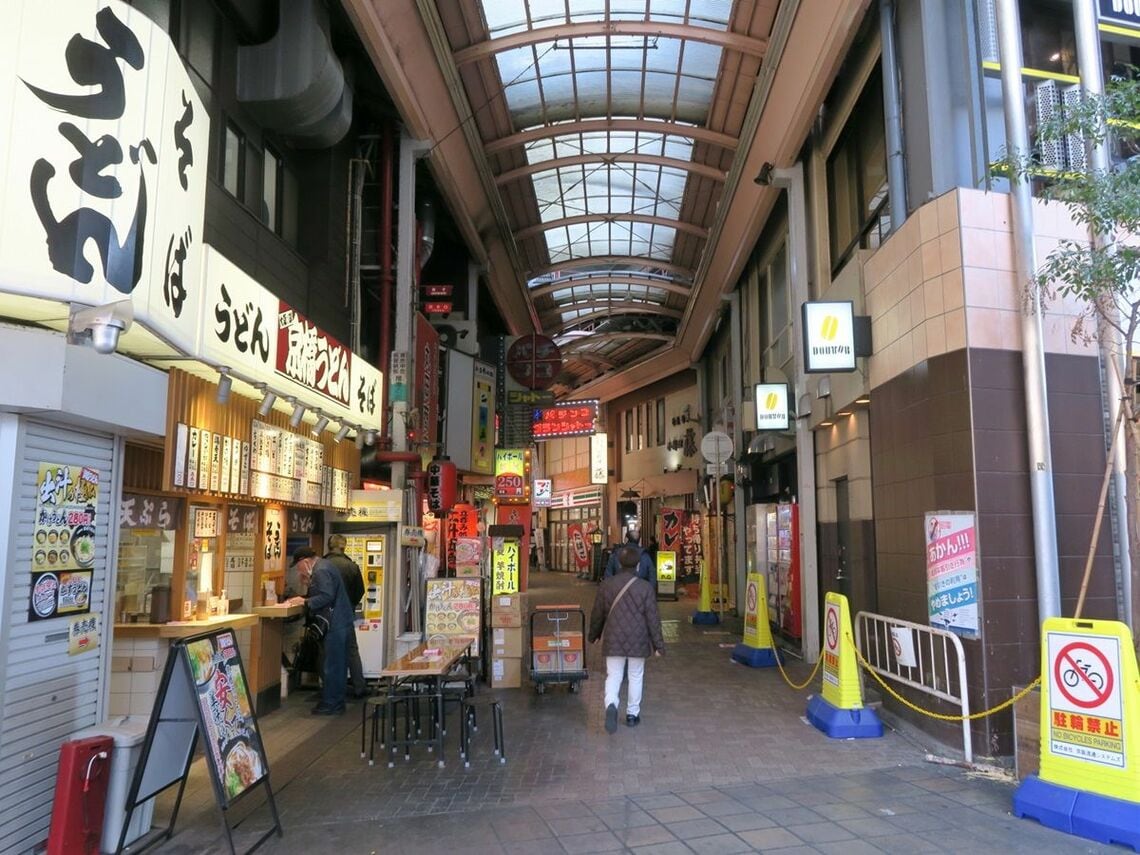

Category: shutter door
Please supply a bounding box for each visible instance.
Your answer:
[0,420,117,854]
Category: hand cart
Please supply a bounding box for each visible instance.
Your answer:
[530,604,589,694]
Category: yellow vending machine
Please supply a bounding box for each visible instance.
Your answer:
[340,530,390,677]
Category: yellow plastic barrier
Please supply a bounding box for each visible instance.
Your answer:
[731,573,778,667]
[692,559,718,625]
[1013,617,1140,849]
[805,592,881,738]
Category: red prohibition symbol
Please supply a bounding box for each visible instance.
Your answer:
[746,583,758,612]
[825,607,839,650]
[1053,641,1114,709]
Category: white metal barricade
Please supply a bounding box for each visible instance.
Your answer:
[854,611,972,763]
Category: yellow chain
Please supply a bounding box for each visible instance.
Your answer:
[773,647,823,690]
[847,632,1041,721]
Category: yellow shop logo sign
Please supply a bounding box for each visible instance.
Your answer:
[820,315,839,341]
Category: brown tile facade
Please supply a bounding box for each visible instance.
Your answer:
[868,348,1113,758]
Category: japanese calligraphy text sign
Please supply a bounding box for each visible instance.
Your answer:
[806,592,882,738]
[1013,617,1140,850]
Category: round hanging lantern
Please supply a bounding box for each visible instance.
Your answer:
[427,456,457,513]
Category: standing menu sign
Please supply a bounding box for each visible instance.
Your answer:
[424,578,482,655]
[120,629,281,854]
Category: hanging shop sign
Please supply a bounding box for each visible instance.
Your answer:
[506,334,561,390]
[531,400,598,440]
[287,509,321,535]
[471,361,496,474]
[263,507,284,576]
[34,463,100,573]
[427,457,458,513]
[445,504,479,575]
[567,523,590,573]
[590,432,608,484]
[1099,0,1140,29]
[413,314,440,447]
[225,505,258,575]
[754,383,790,431]
[802,301,856,373]
[0,1,210,357]
[924,512,980,639]
[532,479,552,508]
[494,448,530,501]
[662,506,703,582]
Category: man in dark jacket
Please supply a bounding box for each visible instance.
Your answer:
[603,531,655,583]
[287,555,354,715]
[589,545,666,732]
[323,534,367,698]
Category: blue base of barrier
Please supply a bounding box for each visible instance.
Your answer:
[805,695,883,739]
[1014,775,1140,851]
[692,611,720,625]
[731,643,778,667]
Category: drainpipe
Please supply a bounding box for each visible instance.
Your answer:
[995,0,1062,622]
[379,121,394,434]
[728,291,747,612]
[772,163,820,663]
[880,0,908,229]
[1073,0,1132,630]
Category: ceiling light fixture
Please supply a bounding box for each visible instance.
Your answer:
[333,423,351,443]
[257,386,278,416]
[216,368,232,404]
[289,399,305,428]
[855,396,871,405]
[753,161,775,186]
[311,414,330,437]
[818,419,834,428]
[363,429,377,446]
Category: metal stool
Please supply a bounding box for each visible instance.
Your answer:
[460,698,505,767]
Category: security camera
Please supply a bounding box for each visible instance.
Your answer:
[68,300,134,354]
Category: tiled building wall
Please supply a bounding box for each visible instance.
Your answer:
[862,189,1114,757]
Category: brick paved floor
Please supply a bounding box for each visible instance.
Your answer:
[149,572,1115,854]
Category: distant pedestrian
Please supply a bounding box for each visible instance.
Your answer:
[588,545,665,732]
[604,531,655,583]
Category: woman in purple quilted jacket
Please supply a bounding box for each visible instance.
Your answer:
[588,545,666,733]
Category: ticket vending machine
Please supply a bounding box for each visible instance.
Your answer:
[338,528,392,676]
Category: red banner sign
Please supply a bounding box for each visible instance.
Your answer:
[567,523,590,572]
[276,302,352,405]
[444,504,479,574]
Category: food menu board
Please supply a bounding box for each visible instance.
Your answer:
[172,424,250,495]
[248,420,350,508]
[182,630,267,805]
[424,578,481,655]
[33,462,100,573]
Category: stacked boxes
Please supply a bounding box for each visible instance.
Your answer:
[489,594,526,688]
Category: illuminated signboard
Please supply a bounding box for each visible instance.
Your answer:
[754,383,790,431]
[531,400,599,440]
[590,432,608,484]
[494,448,530,501]
[802,301,856,373]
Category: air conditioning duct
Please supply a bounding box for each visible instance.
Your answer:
[236,0,351,147]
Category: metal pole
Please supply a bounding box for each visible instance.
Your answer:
[772,164,820,662]
[1073,0,1132,631]
[995,0,1062,622]
[880,0,908,229]
[393,132,432,488]
[729,291,747,614]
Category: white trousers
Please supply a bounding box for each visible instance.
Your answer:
[604,656,646,716]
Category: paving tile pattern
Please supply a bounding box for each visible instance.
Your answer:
[149,573,1116,854]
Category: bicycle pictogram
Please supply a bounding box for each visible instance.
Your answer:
[1061,657,1105,691]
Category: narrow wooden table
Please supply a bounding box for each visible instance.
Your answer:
[379,640,472,768]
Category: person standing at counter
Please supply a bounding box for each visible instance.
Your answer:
[323,535,367,699]
[283,547,318,677]
[287,554,353,715]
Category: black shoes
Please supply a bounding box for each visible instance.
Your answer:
[605,703,618,734]
[311,703,346,715]
[626,714,640,727]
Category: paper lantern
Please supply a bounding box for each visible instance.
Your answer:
[427,457,457,513]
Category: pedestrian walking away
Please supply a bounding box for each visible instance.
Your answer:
[588,544,665,732]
